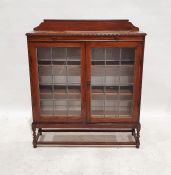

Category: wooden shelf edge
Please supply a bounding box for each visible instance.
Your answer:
[37,141,136,146]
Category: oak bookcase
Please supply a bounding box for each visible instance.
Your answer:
[26,19,146,148]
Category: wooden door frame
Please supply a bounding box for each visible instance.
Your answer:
[27,41,86,123]
[85,41,144,123]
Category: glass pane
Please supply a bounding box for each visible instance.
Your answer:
[91,47,135,118]
[52,48,66,60]
[92,65,105,86]
[37,47,81,117]
[37,48,51,60]
[67,48,80,60]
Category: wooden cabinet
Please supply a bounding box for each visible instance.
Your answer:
[26,19,146,148]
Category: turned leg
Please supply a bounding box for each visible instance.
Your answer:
[38,128,42,135]
[132,128,135,136]
[135,123,141,148]
[32,125,37,148]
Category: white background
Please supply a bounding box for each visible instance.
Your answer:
[0,0,171,175]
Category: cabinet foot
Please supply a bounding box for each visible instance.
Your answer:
[32,125,37,148]
[131,128,135,136]
[38,128,42,135]
[135,123,141,149]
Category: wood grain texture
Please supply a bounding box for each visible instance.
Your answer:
[26,19,146,148]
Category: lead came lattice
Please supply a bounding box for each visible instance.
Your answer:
[37,47,81,117]
[91,48,135,118]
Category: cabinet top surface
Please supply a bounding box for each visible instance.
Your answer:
[26,19,146,36]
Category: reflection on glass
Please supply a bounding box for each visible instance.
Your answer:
[91,47,135,118]
[37,47,81,117]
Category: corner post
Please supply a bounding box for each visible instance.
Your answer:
[32,123,37,148]
[135,123,141,148]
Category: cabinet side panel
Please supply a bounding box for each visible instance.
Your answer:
[132,42,145,122]
[27,41,41,121]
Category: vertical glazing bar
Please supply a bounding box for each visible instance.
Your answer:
[66,48,69,117]
[91,50,93,116]
[104,48,107,118]
[36,48,40,113]
[118,48,122,117]
[51,48,55,116]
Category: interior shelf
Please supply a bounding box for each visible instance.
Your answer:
[39,85,80,93]
[38,60,80,65]
[91,114,131,118]
[90,47,135,118]
[41,110,81,116]
[91,85,133,93]
[36,46,135,118]
[38,58,80,61]
[92,60,135,66]
[91,106,132,117]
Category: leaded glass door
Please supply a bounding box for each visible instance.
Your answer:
[86,42,139,123]
[33,43,86,122]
